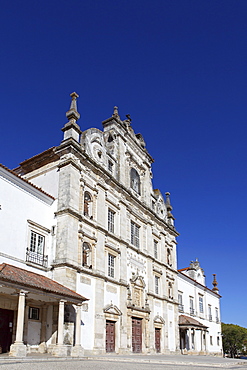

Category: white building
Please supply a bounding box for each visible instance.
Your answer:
[0,164,87,357]
[178,259,222,356]
[0,92,222,357]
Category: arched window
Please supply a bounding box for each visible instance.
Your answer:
[82,242,91,267]
[84,192,92,217]
[130,168,140,194]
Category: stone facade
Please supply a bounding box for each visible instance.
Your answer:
[0,93,222,356]
[15,93,180,354]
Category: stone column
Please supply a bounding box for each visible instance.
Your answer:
[15,291,26,342]
[9,290,28,357]
[75,304,82,346]
[52,300,68,357]
[72,304,84,357]
[57,300,66,345]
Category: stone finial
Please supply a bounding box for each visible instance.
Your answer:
[112,106,119,118]
[165,192,173,211]
[62,92,81,142]
[212,274,219,293]
[66,92,80,122]
[126,114,132,122]
[165,192,175,225]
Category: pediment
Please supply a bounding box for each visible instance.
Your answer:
[130,273,146,288]
[103,303,122,316]
[154,315,165,324]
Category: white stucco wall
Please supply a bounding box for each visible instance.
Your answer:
[177,272,222,354]
[0,167,56,270]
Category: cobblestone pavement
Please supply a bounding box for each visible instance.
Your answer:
[0,355,246,370]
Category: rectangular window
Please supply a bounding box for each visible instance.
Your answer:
[108,253,115,278]
[154,240,158,259]
[210,336,213,345]
[190,297,194,315]
[30,231,44,254]
[208,305,212,321]
[108,209,115,233]
[131,221,140,248]
[199,296,204,313]
[178,293,184,312]
[215,308,219,323]
[26,230,47,267]
[217,336,220,346]
[29,307,40,320]
[155,276,159,295]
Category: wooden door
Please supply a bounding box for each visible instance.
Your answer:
[155,328,161,353]
[132,317,142,353]
[0,308,14,353]
[106,320,115,352]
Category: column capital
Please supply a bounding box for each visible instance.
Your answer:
[19,289,29,296]
[59,299,67,303]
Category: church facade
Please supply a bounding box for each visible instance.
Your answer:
[0,93,222,356]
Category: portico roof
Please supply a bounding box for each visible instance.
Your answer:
[0,263,87,304]
[179,314,208,329]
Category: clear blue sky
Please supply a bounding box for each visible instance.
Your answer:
[1,0,247,327]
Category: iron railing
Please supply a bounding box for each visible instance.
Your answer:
[26,250,48,268]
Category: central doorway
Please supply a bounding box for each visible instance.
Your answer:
[132,317,142,353]
[0,308,14,353]
[106,320,115,352]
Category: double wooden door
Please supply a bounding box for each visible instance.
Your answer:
[106,320,115,352]
[155,328,161,353]
[132,317,142,353]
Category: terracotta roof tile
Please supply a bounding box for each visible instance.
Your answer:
[178,267,189,272]
[179,314,208,329]
[0,263,87,303]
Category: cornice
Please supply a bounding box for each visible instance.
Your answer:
[52,262,128,287]
[55,208,81,220]
[0,164,55,205]
[147,292,178,305]
[178,271,221,298]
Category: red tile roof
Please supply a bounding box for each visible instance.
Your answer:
[0,263,87,303]
[179,314,208,329]
[178,267,189,272]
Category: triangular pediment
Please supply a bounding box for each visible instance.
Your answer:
[103,303,122,316]
[154,315,165,324]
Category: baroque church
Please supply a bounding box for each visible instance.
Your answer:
[0,93,222,357]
